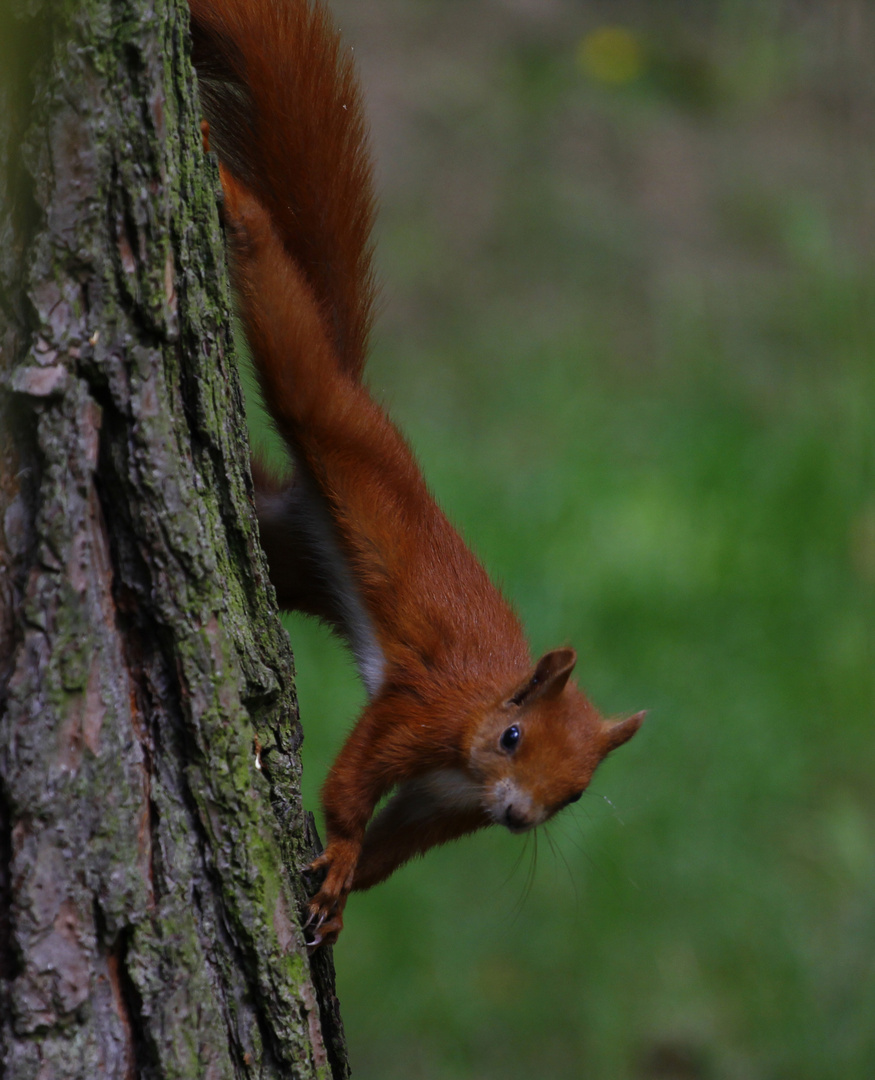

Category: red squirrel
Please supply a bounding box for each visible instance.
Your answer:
[189,0,644,947]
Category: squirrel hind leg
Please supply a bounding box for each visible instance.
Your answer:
[254,467,386,696]
[254,470,338,622]
[259,461,387,694]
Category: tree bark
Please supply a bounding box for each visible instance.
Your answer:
[0,1,348,1077]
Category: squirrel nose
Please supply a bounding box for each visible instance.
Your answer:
[503,806,529,832]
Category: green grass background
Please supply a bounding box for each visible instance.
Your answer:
[247,3,874,1076]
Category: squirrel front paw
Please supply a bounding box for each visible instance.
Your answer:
[305,839,359,949]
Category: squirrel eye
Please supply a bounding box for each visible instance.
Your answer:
[499,724,520,752]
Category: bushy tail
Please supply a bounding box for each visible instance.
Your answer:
[189,0,376,381]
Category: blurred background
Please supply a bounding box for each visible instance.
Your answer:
[249,1,874,1076]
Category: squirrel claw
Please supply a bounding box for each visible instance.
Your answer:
[304,910,343,951]
[304,907,326,932]
[303,897,343,950]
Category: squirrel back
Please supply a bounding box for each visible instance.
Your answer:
[190,0,644,948]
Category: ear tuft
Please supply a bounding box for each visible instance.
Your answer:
[600,710,646,755]
[508,648,577,707]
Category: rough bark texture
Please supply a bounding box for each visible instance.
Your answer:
[0,1,349,1077]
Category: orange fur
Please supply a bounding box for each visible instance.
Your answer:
[190,0,644,947]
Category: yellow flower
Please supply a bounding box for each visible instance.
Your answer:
[577,26,644,86]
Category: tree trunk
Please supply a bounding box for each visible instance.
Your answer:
[0,1,348,1077]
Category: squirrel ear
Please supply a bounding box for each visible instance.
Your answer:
[600,710,646,755]
[508,648,577,707]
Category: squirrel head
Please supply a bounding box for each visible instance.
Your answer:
[467,648,644,833]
